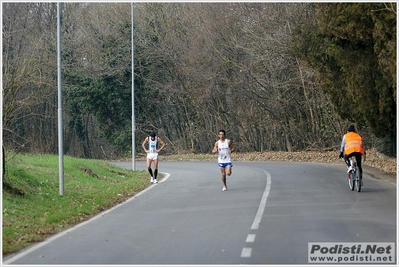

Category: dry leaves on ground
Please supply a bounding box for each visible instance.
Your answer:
[232,148,396,175]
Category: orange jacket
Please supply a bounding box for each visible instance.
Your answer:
[344,132,364,155]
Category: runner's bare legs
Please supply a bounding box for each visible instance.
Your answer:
[226,165,232,176]
[221,168,227,189]
[147,158,159,181]
[221,165,232,189]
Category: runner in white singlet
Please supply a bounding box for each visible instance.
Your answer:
[212,129,235,191]
[142,131,166,184]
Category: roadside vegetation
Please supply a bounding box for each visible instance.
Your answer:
[2,153,149,256]
[3,3,396,159]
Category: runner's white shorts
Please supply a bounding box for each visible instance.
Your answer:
[147,153,159,160]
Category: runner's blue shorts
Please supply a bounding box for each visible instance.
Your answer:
[218,162,232,169]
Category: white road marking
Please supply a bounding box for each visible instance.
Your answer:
[246,234,256,242]
[241,168,271,259]
[251,169,271,230]
[3,173,171,265]
[241,247,252,258]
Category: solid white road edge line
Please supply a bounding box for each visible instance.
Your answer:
[3,173,171,264]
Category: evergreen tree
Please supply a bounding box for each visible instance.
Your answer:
[290,3,396,142]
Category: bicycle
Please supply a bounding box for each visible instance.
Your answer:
[347,157,362,192]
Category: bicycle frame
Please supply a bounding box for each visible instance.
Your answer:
[348,157,361,192]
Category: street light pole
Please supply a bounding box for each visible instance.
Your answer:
[131,3,136,171]
[57,2,64,196]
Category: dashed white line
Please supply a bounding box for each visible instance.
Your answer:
[241,168,271,259]
[246,234,256,242]
[241,247,252,258]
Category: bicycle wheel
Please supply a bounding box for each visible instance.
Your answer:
[348,172,355,191]
[355,167,361,192]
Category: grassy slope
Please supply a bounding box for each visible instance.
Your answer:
[2,153,149,256]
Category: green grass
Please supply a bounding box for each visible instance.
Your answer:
[2,153,150,256]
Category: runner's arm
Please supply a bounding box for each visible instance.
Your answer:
[142,137,149,153]
[157,137,167,152]
[212,141,218,153]
[229,140,235,153]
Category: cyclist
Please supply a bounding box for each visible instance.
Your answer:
[339,125,364,180]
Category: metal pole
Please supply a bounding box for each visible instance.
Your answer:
[131,3,136,171]
[57,3,64,196]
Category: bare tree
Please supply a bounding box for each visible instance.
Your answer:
[3,3,58,152]
[3,2,362,158]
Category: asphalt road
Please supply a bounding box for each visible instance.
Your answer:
[3,161,396,265]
